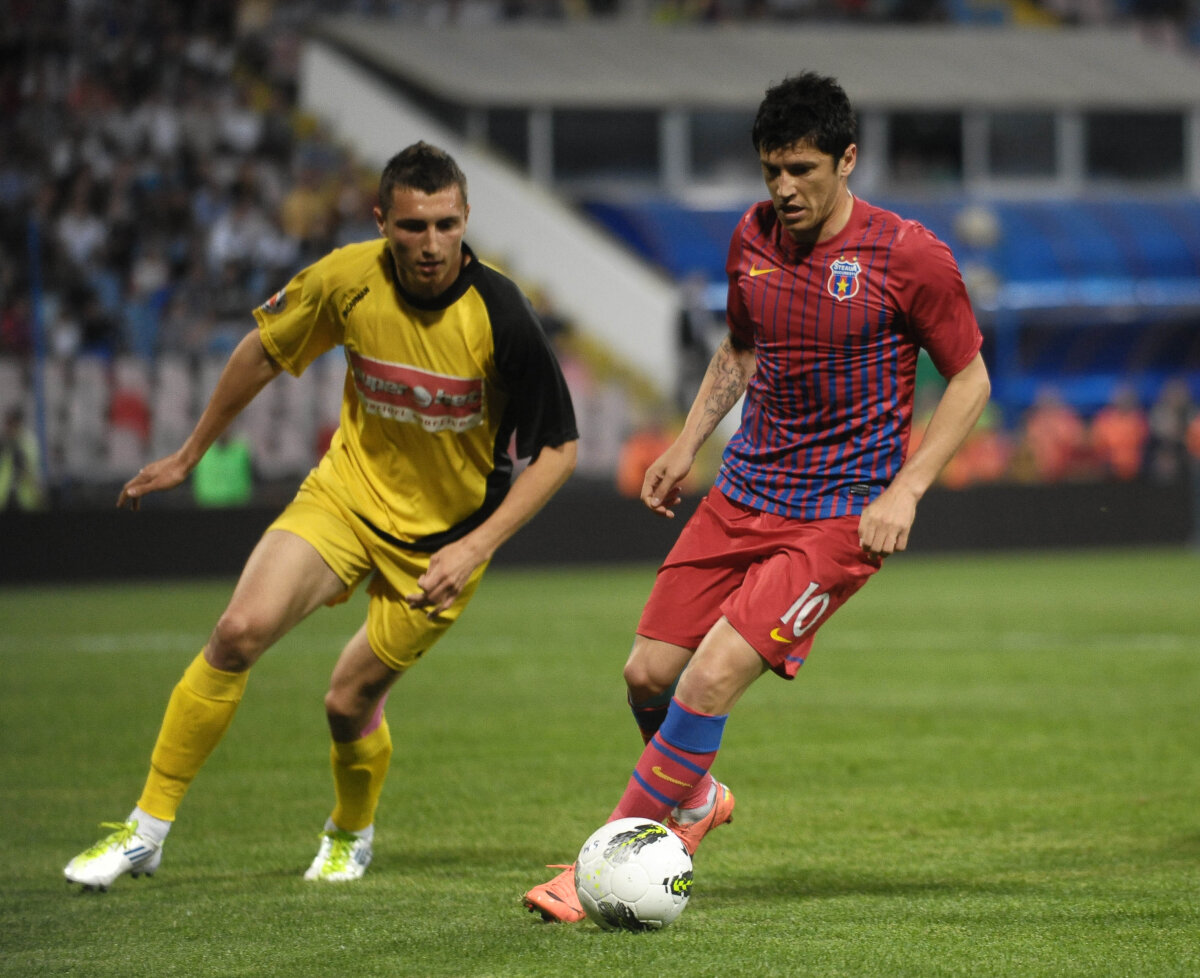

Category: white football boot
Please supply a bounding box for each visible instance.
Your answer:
[303,829,372,882]
[64,821,163,891]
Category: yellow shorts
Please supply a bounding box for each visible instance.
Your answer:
[268,469,487,672]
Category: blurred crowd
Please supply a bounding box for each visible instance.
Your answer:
[325,0,1199,43]
[1,0,1198,513]
[908,379,1200,491]
[0,1,378,364]
[611,377,1200,508]
[0,0,642,503]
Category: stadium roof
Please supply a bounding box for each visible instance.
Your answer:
[311,18,1200,111]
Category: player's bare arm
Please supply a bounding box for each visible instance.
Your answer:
[643,333,756,518]
[407,439,578,615]
[118,330,282,509]
[858,351,990,556]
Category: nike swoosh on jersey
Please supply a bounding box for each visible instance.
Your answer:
[651,766,694,788]
[769,627,794,643]
[749,265,777,277]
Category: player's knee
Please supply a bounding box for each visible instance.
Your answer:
[674,649,761,717]
[622,657,653,698]
[323,685,369,739]
[209,609,273,670]
[623,645,675,701]
[323,685,350,724]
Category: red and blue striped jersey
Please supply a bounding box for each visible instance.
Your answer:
[716,196,983,520]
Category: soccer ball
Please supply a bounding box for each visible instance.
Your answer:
[574,818,694,931]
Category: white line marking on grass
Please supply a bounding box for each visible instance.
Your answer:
[996,632,1192,653]
[0,632,201,655]
[822,630,1192,654]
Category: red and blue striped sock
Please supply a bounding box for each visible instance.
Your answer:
[609,698,727,823]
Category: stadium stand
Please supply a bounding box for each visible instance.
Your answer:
[580,193,1200,420]
[308,15,1200,427]
[2,1,1199,509]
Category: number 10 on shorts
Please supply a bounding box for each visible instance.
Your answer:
[778,581,831,641]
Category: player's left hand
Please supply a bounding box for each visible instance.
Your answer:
[405,538,484,618]
[857,487,918,557]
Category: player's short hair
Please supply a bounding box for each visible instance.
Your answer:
[378,142,468,210]
[751,73,857,161]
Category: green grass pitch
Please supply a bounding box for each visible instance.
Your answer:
[2,549,1198,977]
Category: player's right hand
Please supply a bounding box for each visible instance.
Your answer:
[117,452,191,510]
[641,442,694,519]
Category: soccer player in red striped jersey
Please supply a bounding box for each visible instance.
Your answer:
[524,72,990,922]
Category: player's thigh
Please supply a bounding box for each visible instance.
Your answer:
[675,616,769,716]
[364,551,488,672]
[636,489,752,651]
[723,515,881,679]
[214,529,349,661]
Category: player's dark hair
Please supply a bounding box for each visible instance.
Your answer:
[378,141,468,209]
[751,73,857,160]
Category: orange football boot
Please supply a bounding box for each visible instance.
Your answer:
[522,864,586,923]
[664,781,736,855]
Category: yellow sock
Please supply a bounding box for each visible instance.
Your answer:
[137,651,249,821]
[329,719,393,832]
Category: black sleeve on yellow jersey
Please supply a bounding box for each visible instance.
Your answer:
[473,266,579,462]
[387,263,578,555]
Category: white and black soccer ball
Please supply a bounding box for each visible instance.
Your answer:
[574,818,694,931]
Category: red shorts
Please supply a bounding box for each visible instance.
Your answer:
[637,488,882,678]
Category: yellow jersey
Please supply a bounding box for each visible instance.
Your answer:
[254,240,577,549]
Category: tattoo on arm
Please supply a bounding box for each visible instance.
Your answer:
[696,335,753,441]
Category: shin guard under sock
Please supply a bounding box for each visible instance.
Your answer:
[330,719,393,832]
[610,698,727,823]
[138,652,249,821]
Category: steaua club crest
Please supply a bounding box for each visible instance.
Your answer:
[827,257,862,302]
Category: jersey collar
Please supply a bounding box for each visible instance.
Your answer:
[774,195,866,262]
[390,243,481,311]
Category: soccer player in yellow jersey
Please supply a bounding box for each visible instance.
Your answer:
[64,142,579,889]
